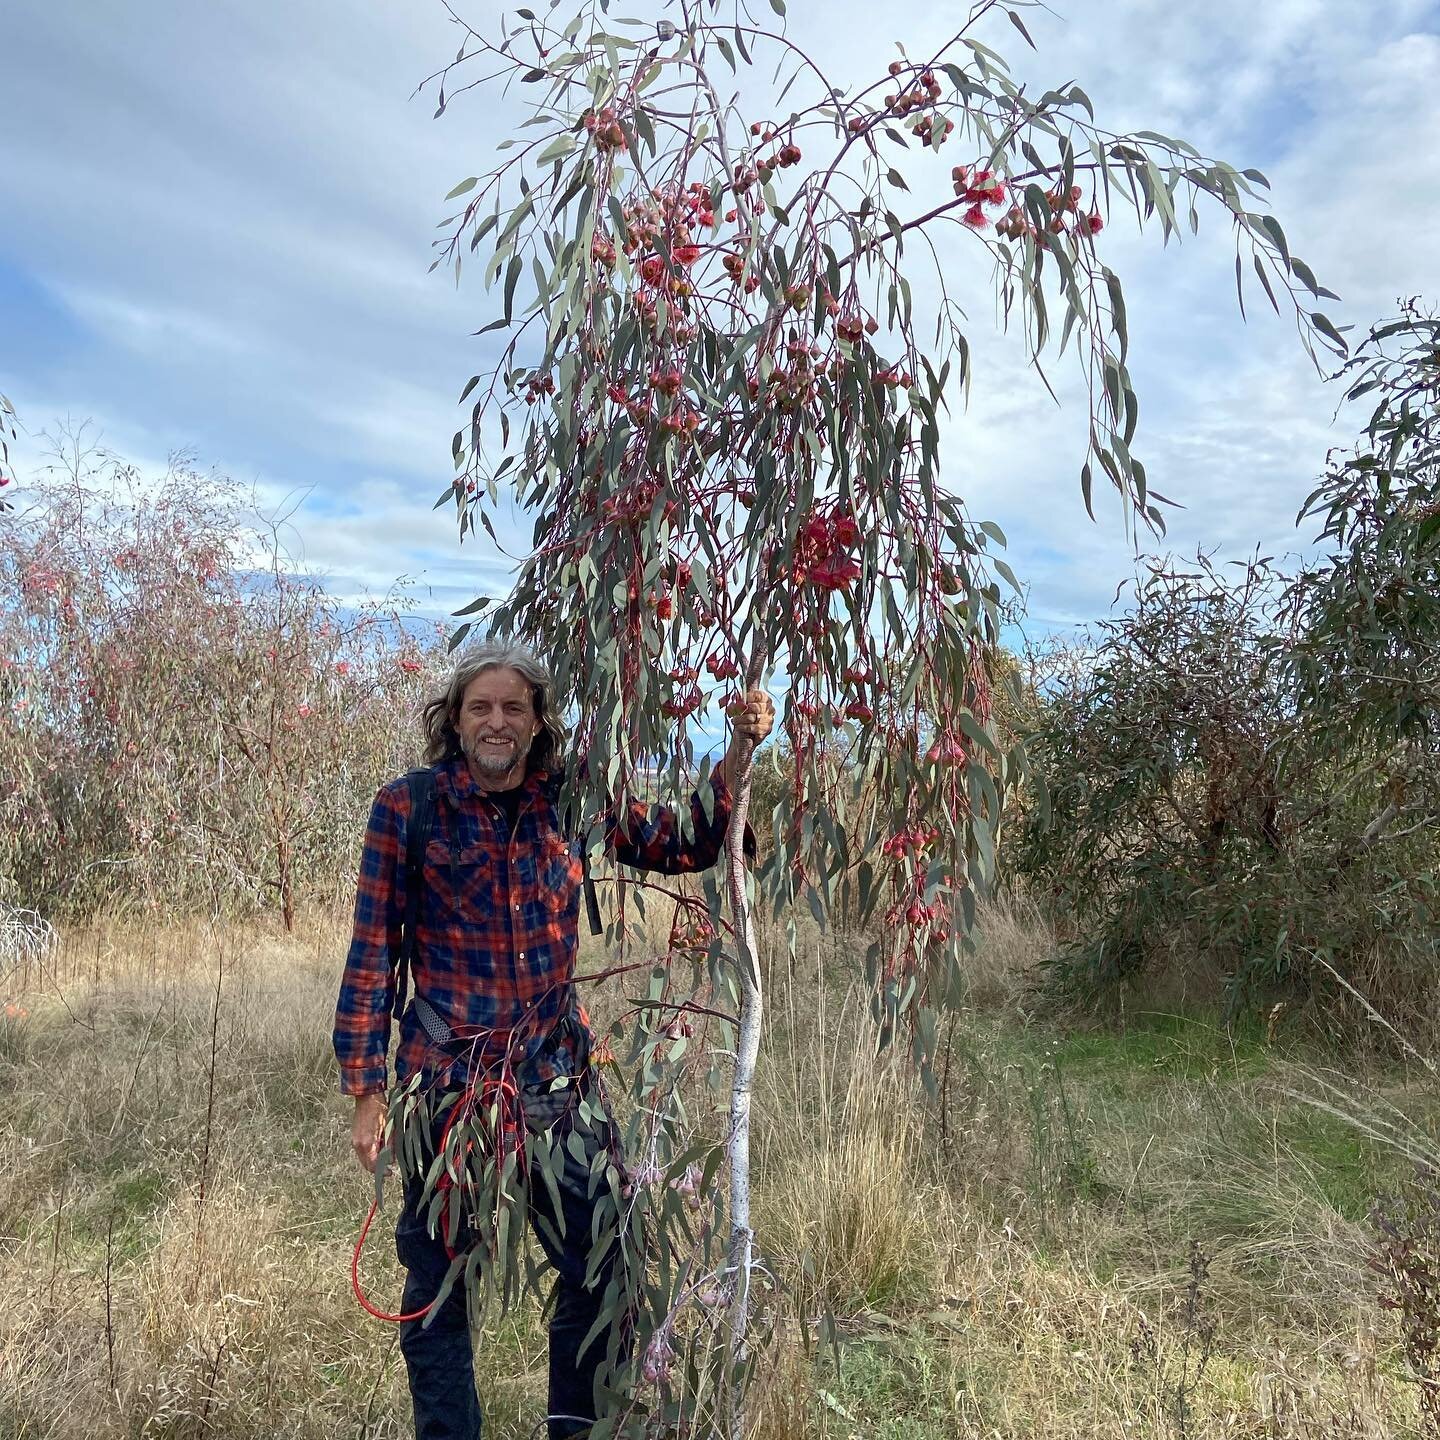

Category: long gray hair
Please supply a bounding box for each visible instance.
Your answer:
[420,639,566,771]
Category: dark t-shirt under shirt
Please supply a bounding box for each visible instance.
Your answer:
[486,781,525,837]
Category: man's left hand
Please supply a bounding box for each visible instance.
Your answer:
[730,688,776,747]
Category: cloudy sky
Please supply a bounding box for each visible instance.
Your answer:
[3,0,1439,640]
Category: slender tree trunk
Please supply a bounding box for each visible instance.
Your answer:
[724,650,766,1440]
[277,826,295,933]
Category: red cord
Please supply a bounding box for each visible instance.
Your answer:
[350,1073,524,1324]
[350,1195,434,1324]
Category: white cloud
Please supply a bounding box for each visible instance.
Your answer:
[2,0,1438,634]
[54,288,259,362]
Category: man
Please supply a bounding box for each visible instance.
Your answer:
[333,639,774,1440]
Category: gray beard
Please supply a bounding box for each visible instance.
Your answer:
[466,739,519,777]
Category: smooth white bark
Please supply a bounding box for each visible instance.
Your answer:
[723,692,763,1440]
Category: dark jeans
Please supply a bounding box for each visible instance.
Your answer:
[394,1079,625,1440]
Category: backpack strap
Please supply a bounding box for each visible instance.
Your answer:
[395,766,437,1026]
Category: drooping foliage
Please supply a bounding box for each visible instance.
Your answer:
[1018,306,1440,1025]
[1283,301,1440,762]
[432,0,1333,1034]
[404,2,1334,1431]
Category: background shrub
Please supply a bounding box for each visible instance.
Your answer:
[1013,307,1440,1030]
[0,441,440,925]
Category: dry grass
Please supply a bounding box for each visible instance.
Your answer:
[962,891,1057,1011]
[754,985,950,1319]
[0,906,1426,1439]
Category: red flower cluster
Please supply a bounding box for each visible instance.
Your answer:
[670,912,716,953]
[523,372,555,405]
[20,563,61,598]
[658,407,699,436]
[881,824,940,859]
[948,166,1009,230]
[733,133,803,194]
[748,339,826,414]
[873,365,912,389]
[661,687,700,718]
[600,475,664,527]
[902,897,944,928]
[952,166,1006,206]
[924,731,968,765]
[581,105,626,152]
[835,309,875,342]
[884,65,943,116]
[995,184,1104,242]
[792,504,862,592]
[621,182,715,269]
[721,250,755,291]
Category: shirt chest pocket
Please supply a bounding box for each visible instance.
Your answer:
[423,839,495,925]
[539,834,583,916]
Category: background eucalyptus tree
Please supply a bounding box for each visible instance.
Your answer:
[410,1,1336,1431]
[1017,305,1439,1032]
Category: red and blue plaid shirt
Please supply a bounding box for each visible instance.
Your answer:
[332,758,733,1097]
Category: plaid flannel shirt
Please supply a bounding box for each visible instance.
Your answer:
[332,758,733,1098]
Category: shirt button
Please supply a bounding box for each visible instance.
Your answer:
[518,951,526,959]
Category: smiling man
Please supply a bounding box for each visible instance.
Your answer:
[332,638,773,1440]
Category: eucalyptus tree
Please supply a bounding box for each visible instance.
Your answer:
[399,2,1335,1432]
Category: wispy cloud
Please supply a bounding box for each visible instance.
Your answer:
[2,0,1438,637]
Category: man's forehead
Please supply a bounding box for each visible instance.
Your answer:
[462,666,534,702]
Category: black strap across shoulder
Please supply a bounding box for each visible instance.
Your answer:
[396,766,437,1026]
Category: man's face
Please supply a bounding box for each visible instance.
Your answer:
[455,667,543,789]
